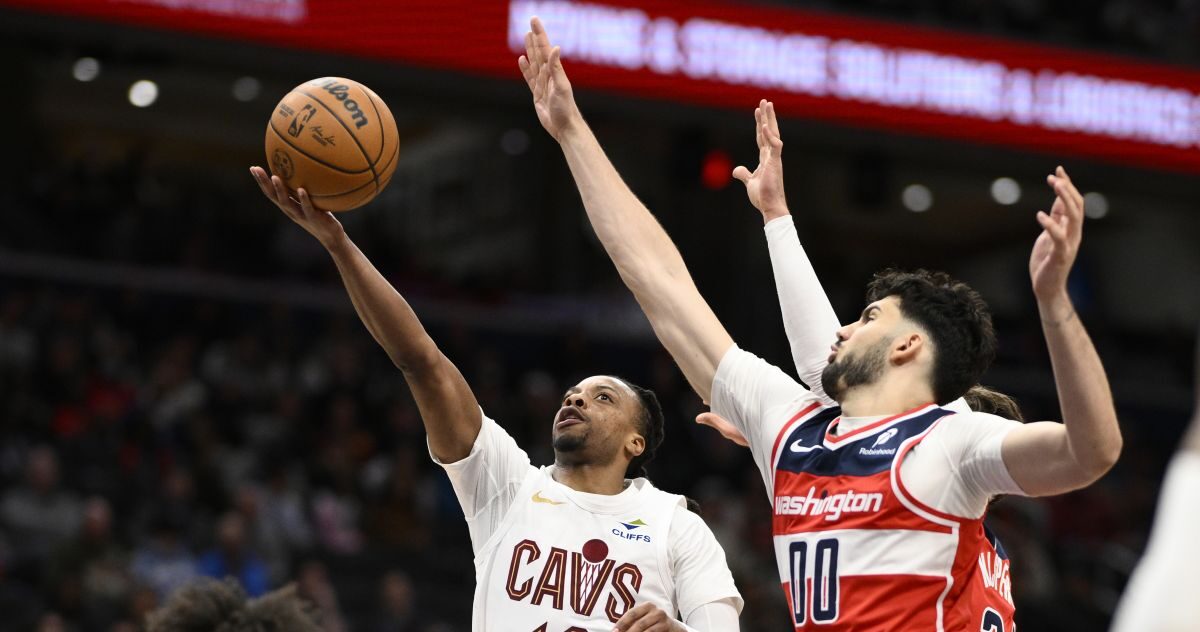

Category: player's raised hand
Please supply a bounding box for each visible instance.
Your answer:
[1029,166,1084,308]
[518,17,582,142]
[250,166,345,249]
[696,412,750,448]
[612,602,686,632]
[733,99,789,222]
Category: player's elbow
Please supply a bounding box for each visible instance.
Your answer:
[1075,428,1123,485]
[392,344,444,376]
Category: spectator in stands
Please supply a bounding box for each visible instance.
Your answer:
[129,511,197,601]
[196,512,269,597]
[45,496,131,627]
[1,446,82,568]
[370,570,424,632]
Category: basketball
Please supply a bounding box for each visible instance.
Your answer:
[264,77,399,212]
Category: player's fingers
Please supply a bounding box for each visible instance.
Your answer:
[1050,177,1083,221]
[613,603,654,630]
[549,46,569,86]
[270,176,292,207]
[297,188,317,216]
[1036,211,1067,245]
[250,167,275,199]
[766,100,781,137]
[732,165,753,184]
[754,107,765,149]
[532,17,552,59]
[765,124,783,153]
[518,55,535,87]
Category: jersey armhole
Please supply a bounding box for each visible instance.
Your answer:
[890,418,972,528]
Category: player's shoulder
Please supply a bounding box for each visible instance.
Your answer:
[927,409,1022,445]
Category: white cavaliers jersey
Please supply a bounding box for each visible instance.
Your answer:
[475,467,682,630]
[433,415,740,632]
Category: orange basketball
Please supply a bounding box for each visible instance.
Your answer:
[265,77,399,212]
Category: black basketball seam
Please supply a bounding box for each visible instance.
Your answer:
[364,90,386,164]
[267,120,371,176]
[308,144,398,199]
[294,87,380,195]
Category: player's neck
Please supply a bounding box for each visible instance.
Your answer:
[550,462,629,495]
[840,375,935,418]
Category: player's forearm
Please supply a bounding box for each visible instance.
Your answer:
[1038,292,1123,481]
[681,599,741,631]
[324,235,442,372]
[764,216,839,403]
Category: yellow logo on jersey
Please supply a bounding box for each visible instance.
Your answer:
[532,491,565,505]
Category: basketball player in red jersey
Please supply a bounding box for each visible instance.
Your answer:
[520,17,1121,632]
[249,167,742,631]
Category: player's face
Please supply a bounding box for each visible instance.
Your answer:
[552,376,643,466]
[821,297,901,401]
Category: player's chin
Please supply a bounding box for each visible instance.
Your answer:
[552,430,588,452]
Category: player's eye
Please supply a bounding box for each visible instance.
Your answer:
[597,393,612,402]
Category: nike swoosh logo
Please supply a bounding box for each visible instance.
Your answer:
[532,491,565,505]
[790,439,823,453]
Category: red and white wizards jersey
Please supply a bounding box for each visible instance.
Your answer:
[770,402,1016,632]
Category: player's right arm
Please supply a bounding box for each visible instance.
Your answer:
[250,167,480,463]
[519,18,731,403]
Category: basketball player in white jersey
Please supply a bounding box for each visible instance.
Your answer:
[248,167,743,631]
[520,17,1121,629]
[1110,330,1199,632]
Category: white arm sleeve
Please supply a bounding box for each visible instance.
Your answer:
[668,506,743,624]
[1111,453,1200,632]
[764,216,840,406]
[681,598,742,631]
[428,413,535,554]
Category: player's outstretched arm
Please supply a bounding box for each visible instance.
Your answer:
[250,167,481,462]
[519,18,732,403]
[999,167,1122,496]
[734,100,840,405]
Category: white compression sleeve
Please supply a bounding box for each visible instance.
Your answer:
[1110,453,1200,632]
[764,216,841,405]
[681,598,742,631]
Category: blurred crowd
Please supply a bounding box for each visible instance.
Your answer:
[0,145,1193,631]
[0,274,1186,631]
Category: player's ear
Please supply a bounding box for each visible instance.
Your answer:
[626,433,645,460]
[891,332,924,365]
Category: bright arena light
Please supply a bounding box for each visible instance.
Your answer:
[1084,192,1109,219]
[902,184,933,212]
[72,57,101,82]
[232,76,261,102]
[128,80,159,107]
[990,177,1021,205]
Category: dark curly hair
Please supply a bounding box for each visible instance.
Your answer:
[866,269,996,405]
[614,377,665,479]
[145,578,322,632]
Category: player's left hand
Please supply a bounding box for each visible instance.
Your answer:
[612,602,686,632]
[1029,166,1084,307]
[519,17,582,142]
[696,412,750,448]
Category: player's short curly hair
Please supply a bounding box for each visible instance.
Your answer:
[866,269,996,405]
[145,578,322,632]
[615,377,665,479]
[963,384,1024,421]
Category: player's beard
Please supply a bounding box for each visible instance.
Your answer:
[821,337,890,403]
[553,426,590,461]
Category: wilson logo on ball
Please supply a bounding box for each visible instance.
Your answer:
[317,80,369,129]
